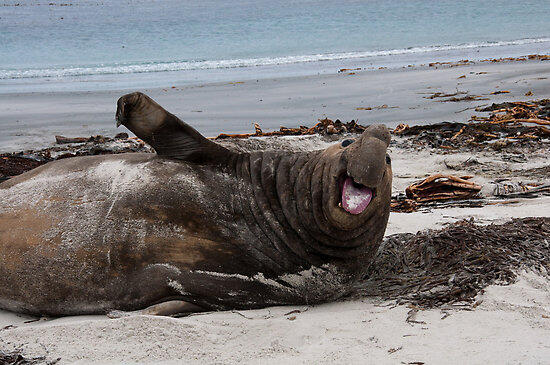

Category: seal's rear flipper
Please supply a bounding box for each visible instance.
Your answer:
[116,92,235,165]
[107,300,205,318]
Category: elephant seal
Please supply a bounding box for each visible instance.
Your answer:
[0,92,392,316]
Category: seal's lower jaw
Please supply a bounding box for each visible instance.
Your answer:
[338,173,375,215]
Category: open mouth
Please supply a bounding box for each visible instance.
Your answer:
[338,173,374,215]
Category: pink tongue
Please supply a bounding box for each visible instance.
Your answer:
[341,176,373,215]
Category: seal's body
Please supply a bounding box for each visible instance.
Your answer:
[0,93,392,316]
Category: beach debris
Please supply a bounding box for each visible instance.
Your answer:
[215,118,367,139]
[393,99,550,150]
[439,95,488,102]
[55,135,90,144]
[472,99,550,126]
[355,104,398,110]
[212,98,549,150]
[490,90,510,95]
[423,91,488,102]
[424,91,466,99]
[253,123,263,135]
[354,217,550,308]
[405,174,482,203]
[480,54,550,62]
[0,349,59,365]
[490,180,550,198]
[0,134,152,181]
[390,196,418,213]
[428,59,473,68]
[55,133,129,144]
[338,68,361,73]
[0,156,44,182]
[408,55,548,71]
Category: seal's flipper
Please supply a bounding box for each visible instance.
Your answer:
[107,300,205,318]
[116,92,235,164]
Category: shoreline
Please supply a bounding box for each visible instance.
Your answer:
[1,56,549,153]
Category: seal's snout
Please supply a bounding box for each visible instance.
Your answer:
[363,124,391,146]
[335,124,391,215]
[344,125,390,186]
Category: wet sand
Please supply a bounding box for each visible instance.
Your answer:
[1,58,549,152]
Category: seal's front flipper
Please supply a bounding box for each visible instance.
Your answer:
[116,92,235,165]
[107,300,205,318]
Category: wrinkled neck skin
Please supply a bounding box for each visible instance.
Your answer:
[223,144,392,282]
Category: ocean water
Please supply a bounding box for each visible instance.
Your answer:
[0,0,549,92]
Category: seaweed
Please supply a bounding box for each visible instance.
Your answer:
[353,217,550,308]
[0,135,152,181]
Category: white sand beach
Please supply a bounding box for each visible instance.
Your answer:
[1,126,549,363]
[1,270,548,364]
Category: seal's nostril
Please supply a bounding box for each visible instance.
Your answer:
[386,154,391,165]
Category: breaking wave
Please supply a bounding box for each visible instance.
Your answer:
[1,37,549,80]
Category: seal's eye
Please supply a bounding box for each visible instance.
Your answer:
[386,154,391,165]
[341,139,354,147]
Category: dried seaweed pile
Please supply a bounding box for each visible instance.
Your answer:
[390,174,485,213]
[354,217,550,308]
[0,134,152,181]
[0,349,59,365]
[394,99,550,150]
[405,174,482,202]
[480,54,550,62]
[215,118,367,139]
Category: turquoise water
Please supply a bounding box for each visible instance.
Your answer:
[0,0,549,91]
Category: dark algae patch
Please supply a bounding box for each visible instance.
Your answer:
[354,217,550,308]
[0,349,59,365]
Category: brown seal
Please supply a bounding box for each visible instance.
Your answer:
[0,92,392,316]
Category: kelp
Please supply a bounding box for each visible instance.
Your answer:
[353,217,550,308]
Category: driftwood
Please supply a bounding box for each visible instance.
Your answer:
[353,217,550,308]
[55,135,89,144]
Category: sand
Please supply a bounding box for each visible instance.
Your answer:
[1,270,548,364]
[1,57,549,363]
[1,58,550,152]
[1,138,549,363]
